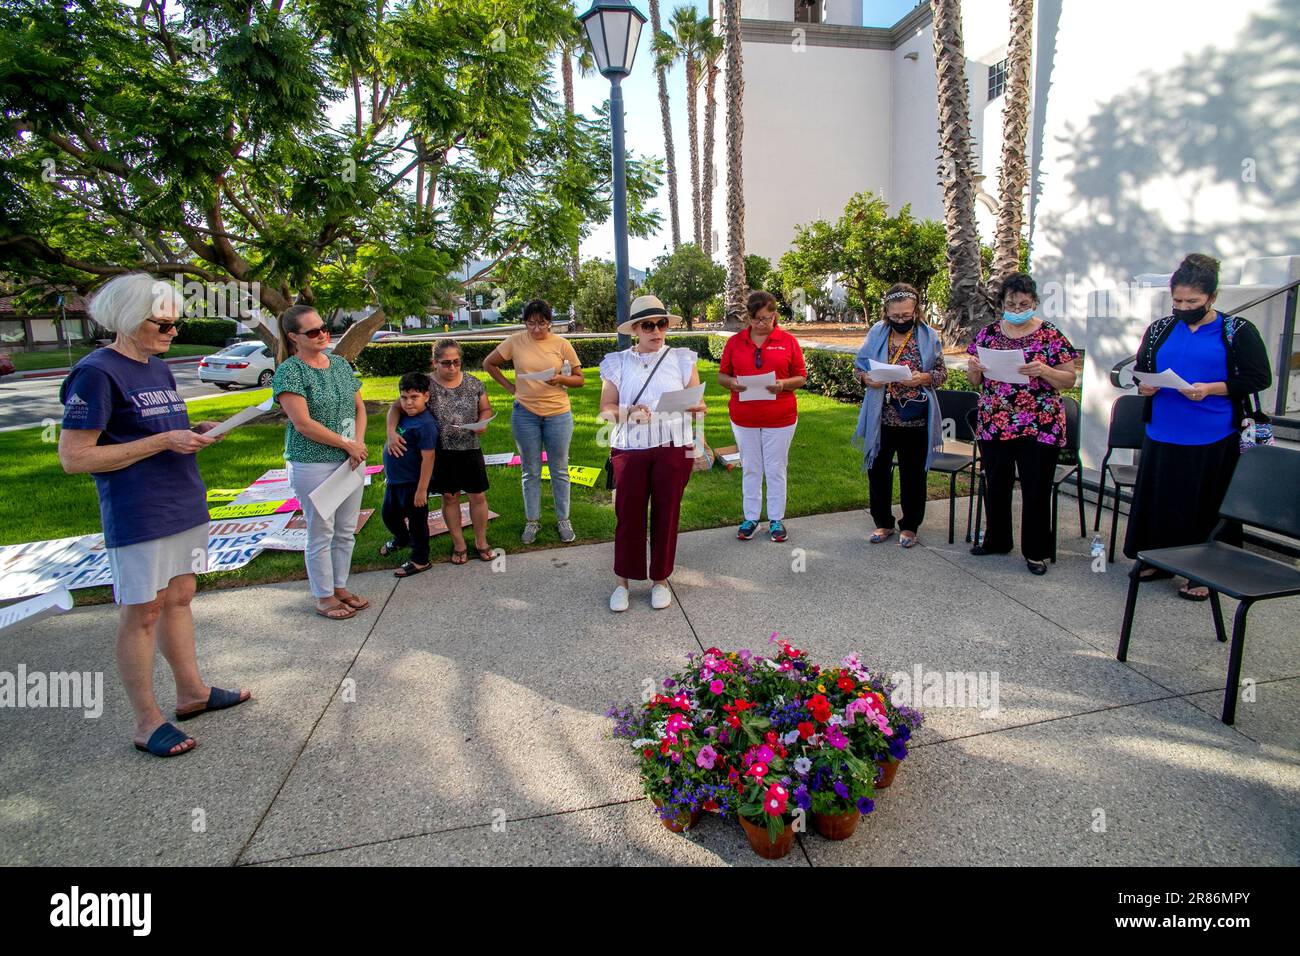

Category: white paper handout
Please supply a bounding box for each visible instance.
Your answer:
[1132,369,1193,390]
[307,460,366,518]
[653,384,706,413]
[736,372,777,401]
[516,368,557,381]
[482,452,515,466]
[977,346,1030,384]
[866,360,913,384]
[0,586,74,636]
[450,413,496,433]
[203,398,274,439]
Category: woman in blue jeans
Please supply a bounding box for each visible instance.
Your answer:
[483,300,584,543]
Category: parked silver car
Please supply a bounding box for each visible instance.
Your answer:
[198,342,275,389]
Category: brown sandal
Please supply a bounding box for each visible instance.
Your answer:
[449,549,468,565]
[474,545,497,561]
[315,601,357,620]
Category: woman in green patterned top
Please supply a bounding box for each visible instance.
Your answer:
[271,305,370,620]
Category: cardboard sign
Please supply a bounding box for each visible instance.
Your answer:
[540,465,602,487]
[209,501,289,519]
[429,504,499,536]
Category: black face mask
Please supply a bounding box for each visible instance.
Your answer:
[1173,305,1210,325]
[888,318,916,334]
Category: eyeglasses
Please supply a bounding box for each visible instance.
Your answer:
[888,312,918,323]
[524,319,550,329]
[437,358,461,367]
[143,317,183,335]
[638,318,670,332]
[753,347,764,369]
[293,325,329,339]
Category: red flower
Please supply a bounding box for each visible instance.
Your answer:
[727,768,740,784]
[764,731,778,746]
[642,748,653,759]
[837,675,855,693]
[798,721,815,740]
[659,739,672,755]
[764,783,789,816]
[808,694,832,723]
[702,799,720,812]
[726,715,741,729]
[746,762,769,779]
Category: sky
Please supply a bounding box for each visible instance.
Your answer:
[572,1,923,270]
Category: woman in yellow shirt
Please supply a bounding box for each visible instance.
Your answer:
[483,299,585,544]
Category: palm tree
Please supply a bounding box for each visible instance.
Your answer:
[648,0,681,250]
[699,14,723,259]
[930,0,992,338]
[656,6,708,248]
[722,0,746,328]
[992,0,1033,289]
[558,17,594,288]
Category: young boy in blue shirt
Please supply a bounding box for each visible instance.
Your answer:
[380,372,439,576]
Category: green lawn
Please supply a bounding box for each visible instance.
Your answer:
[0,362,974,604]
[5,343,216,372]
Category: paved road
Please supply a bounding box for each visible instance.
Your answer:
[0,361,234,431]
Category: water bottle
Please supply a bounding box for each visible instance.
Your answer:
[1090,533,1104,558]
[561,360,572,376]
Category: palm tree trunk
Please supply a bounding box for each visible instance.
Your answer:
[650,0,681,250]
[701,58,719,258]
[562,49,579,288]
[931,0,992,339]
[992,0,1033,289]
[686,57,701,248]
[722,0,746,329]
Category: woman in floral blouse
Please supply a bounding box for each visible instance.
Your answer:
[852,283,948,548]
[966,273,1079,574]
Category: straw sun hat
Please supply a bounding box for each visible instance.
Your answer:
[616,294,683,337]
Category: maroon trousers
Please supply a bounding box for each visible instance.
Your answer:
[612,445,695,581]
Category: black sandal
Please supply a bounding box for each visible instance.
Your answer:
[394,560,431,578]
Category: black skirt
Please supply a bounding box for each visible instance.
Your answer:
[431,448,490,495]
[1123,431,1241,559]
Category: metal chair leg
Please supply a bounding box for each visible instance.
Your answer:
[1117,560,1144,662]
[1208,590,1227,643]
[1093,459,1109,531]
[1107,480,1121,565]
[1221,600,1252,725]
[964,470,976,542]
[948,472,957,544]
[1050,481,1060,563]
[1075,468,1086,538]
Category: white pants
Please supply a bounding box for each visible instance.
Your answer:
[731,422,797,522]
[288,461,365,599]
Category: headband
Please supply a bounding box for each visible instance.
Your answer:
[883,290,918,303]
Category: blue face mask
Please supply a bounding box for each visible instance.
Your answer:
[1002,307,1036,326]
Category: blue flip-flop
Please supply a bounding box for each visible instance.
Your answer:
[176,686,249,721]
[135,722,195,758]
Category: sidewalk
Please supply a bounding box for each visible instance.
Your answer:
[9,353,205,381]
[2,499,1296,866]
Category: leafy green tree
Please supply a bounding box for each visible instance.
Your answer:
[573,259,617,332]
[645,242,724,330]
[500,254,576,316]
[0,0,661,359]
[743,254,771,295]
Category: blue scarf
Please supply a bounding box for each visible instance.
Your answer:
[851,322,945,472]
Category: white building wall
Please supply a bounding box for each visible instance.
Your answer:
[888,20,941,222]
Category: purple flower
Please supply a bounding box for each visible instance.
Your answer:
[857,797,875,815]
[888,738,908,761]
[754,745,775,765]
[696,745,718,769]
[794,784,811,810]
[833,780,850,799]
[825,725,849,750]
[662,678,676,689]
[896,724,912,743]
[738,649,752,662]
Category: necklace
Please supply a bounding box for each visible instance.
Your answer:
[634,344,662,368]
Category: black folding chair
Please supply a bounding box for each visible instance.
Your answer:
[1094,394,1146,564]
[1117,444,1300,725]
[931,389,980,544]
[970,397,1086,562]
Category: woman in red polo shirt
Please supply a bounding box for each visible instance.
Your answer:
[717,291,807,542]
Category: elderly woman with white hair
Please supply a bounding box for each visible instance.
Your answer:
[58,273,250,758]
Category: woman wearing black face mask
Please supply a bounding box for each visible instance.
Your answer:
[852,283,948,547]
[1123,253,1271,600]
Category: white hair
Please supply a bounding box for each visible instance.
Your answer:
[88,273,186,336]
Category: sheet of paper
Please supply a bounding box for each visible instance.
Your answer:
[653,384,706,413]
[450,413,496,433]
[977,346,1030,384]
[516,368,557,381]
[307,460,366,518]
[736,371,777,401]
[203,398,274,439]
[482,452,515,466]
[1132,369,1193,390]
[866,360,913,383]
[0,586,74,636]
[233,479,293,505]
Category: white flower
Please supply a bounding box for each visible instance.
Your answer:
[828,714,844,726]
[631,738,656,748]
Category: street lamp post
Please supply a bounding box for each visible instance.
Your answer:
[579,0,646,349]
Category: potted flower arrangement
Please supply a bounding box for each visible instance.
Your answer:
[842,655,923,789]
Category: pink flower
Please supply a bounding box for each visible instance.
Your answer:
[825,724,849,750]
[696,745,718,769]
[764,783,789,815]
[709,679,724,695]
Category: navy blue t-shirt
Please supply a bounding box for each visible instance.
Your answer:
[59,348,209,548]
[383,410,439,485]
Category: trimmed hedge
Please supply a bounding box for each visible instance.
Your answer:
[353,333,718,378]
[176,318,237,346]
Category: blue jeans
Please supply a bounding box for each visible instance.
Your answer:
[511,402,573,521]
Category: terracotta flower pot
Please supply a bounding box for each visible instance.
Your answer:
[812,809,860,841]
[652,799,701,833]
[739,814,796,859]
[875,757,900,789]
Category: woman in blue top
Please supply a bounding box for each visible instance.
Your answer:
[1123,254,1271,600]
[58,273,250,758]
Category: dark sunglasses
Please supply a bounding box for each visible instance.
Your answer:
[143,317,183,334]
[437,358,462,367]
[753,347,764,369]
[293,325,329,339]
[638,318,670,332]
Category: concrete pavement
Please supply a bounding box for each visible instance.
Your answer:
[1,499,1296,866]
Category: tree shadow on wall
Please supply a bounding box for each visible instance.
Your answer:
[1038,0,1300,280]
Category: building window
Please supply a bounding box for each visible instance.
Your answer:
[794,1,823,24]
[988,59,1007,100]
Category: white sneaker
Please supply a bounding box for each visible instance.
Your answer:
[651,584,672,609]
[609,586,629,613]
